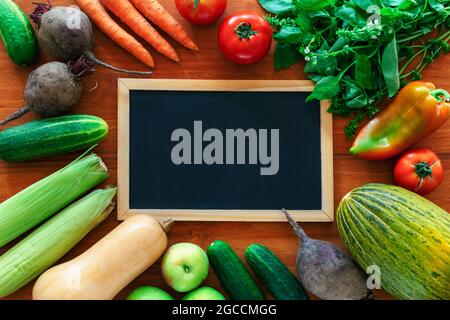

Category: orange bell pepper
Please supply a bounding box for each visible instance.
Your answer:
[350,81,450,160]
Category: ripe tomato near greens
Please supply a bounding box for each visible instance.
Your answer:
[218,13,272,64]
[175,0,227,26]
[394,149,444,195]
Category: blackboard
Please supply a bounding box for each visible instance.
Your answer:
[118,80,333,222]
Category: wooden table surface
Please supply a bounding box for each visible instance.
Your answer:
[1,0,450,301]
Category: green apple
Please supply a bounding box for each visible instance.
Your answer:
[183,287,226,300]
[127,286,174,300]
[162,242,209,292]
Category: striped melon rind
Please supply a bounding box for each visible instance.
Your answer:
[337,183,450,300]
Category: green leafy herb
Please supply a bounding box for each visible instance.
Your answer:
[258,0,450,138]
[344,80,368,109]
[307,76,341,101]
[382,38,400,97]
[293,0,337,11]
[274,26,302,43]
[336,5,367,27]
[353,0,380,11]
[274,43,301,69]
[294,11,312,32]
[259,0,293,15]
[355,55,374,89]
[265,15,296,28]
[429,0,445,13]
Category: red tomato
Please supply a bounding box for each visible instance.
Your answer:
[218,13,273,65]
[394,149,444,195]
[175,0,227,26]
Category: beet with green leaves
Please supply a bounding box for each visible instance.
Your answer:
[282,209,371,300]
[0,57,93,125]
[30,3,151,76]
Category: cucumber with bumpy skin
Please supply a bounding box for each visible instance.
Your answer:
[245,244,309,300]
[0,0,38,66]
[0,115,109,162]
[207,240,266,300]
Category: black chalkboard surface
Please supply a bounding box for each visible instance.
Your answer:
[118,80,333,222]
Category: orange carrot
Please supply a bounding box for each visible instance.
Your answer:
[101,0,180,62]
[130,0,199,51]
[75,0,155,68]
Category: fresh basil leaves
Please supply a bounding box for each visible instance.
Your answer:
[382,38,400,97]
[274,26,302,44]
[259,0,293,15]
[258,0,450,137]
[306,76,340,101]
[293,0,337,11]
[274,43,301,69]
[356,55,374,90]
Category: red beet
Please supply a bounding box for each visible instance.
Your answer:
[31,4,152,76]
[0,57,93,125]
[282,209,371,300]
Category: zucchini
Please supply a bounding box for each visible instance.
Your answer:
[245,244,309,300]
[0,115,109,162]
[0,0,38,66]
[207,240,266,300]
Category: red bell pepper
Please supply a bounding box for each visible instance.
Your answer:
[350,81,450,160]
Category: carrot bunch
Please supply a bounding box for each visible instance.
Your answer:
[76,0,198,68]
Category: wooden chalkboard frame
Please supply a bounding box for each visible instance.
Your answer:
[117,80,333,222]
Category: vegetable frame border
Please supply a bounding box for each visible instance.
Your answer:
[117,79,334,222]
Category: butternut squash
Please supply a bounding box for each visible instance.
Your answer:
[32,215,172,300]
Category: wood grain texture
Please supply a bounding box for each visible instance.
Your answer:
[1,0,449,300]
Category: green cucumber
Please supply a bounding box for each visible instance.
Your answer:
[0,115,109,162]
[0,0,38,66]
[207,240,266,300]
[245,244,309,300]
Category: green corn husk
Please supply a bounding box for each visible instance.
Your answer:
[0,154,109,247]
[0,187,116,298]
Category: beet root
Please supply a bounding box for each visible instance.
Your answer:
[282,209,371,300]
[0,58,94,125]
[34,5,92,61]
[31,4,152,76]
